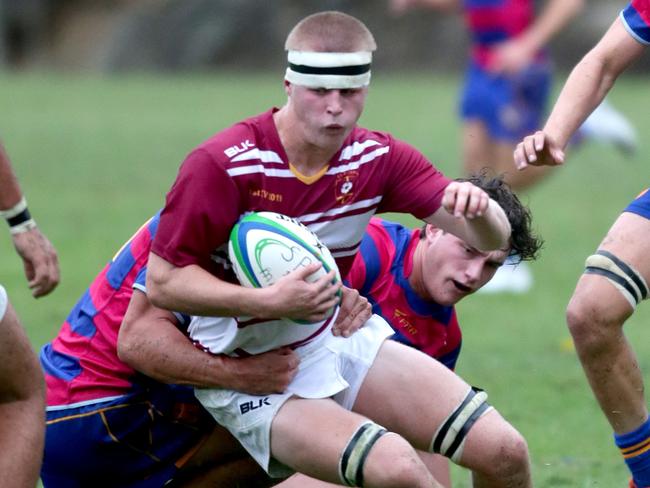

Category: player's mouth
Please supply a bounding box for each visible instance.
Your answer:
[452,280,472,294]
[325,124,344,132]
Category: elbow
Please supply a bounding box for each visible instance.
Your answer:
[116,332,134,367]
[116,319,140,369]
[145,267,171,310]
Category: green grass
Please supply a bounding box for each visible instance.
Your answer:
[1,71,649,486]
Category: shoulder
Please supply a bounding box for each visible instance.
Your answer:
[343,127,429,168]
[189,109,278,167]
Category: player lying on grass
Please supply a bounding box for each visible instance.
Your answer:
[144,10,532,487]
[514,1,650,486]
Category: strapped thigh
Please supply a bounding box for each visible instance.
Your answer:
[339,421,387,487]
[430,387,492,463]
[585,250,649,309]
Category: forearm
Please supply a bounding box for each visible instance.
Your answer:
[146,252,271,317]
[427,198,511,251]
[543,57,612,148]
[461,198,511,251]
[0,143,23,209]
[118,290,298,394]
[118,314,237,388]
[545,18,644,149]
[518,0,584,53]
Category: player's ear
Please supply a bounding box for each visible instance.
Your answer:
[284,80,292,96]
[425,224,441,242]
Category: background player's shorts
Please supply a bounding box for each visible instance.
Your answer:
[41,383,215,488]
[195,314,394,478]
[460,60,552,142]
[624,188,650,219]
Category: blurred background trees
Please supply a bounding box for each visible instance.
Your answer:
[2,0,647,73]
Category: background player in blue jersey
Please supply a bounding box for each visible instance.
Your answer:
[346,173,542,486]
[514,2,650,486]
[389,0,638,293]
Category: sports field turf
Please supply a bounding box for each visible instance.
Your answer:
[1,71,649,486]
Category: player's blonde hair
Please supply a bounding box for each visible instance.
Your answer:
[285,11,377,53]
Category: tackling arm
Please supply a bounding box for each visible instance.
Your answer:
[117,290,299,395]
[0,298,45,488]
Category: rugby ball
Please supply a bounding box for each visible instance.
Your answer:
[228,211,341,302]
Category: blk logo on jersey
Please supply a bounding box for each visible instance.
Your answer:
[240,397,271,414]
[225,139,255,158]
[335,171,358,205]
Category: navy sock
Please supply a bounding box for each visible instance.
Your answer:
[615,417,650,487]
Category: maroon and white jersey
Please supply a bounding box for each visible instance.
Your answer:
[153,108,450,280]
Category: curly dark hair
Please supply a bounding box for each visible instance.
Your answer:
[421,172,543,262]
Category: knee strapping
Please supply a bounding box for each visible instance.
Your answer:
[585,250,648,309]
[430,387,491,463]
[339,421,387,487]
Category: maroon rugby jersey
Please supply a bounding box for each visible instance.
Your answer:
[153,108,450,278]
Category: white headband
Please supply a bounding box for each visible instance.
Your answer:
[285,50,372,89]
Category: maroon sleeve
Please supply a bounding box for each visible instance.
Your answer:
[377,136,451,218]
[152,148,242,270]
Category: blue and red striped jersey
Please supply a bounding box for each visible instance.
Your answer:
[621,0,650,44]
[346,218,462,370]
[463,0,542,67]
[40,212,189,407]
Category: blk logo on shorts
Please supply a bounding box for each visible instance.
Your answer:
[240,397,271,414]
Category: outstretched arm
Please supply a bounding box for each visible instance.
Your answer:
[0,142,59,297]
[0,291,45,488]
[425,181,511,251]
[514,16,646,168]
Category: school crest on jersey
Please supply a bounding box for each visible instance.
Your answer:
[335,171,358,205]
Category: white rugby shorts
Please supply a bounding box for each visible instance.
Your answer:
[194,314,394,477]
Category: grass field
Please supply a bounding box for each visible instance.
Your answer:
[1,71,649,487]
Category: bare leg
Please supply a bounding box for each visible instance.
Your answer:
[566,212,650,434]
[275,452,450,488]
[271,397,442,487]
[353,340,531,487]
